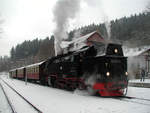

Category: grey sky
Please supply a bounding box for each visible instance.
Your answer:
[0,0,149,56]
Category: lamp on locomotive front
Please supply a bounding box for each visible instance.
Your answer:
[114,48,118,53]
[125,72,128,76]
[106,72,110,77]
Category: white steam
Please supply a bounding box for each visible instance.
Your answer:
[53,0,81,55]
[84,0,111,40]
[103,17,111,40]
[123,46,149,79]
[128,56,145,79]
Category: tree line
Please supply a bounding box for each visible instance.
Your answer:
[0,11,150,72]
[69,12,150,47]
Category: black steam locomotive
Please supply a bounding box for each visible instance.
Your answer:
[44,42,128,96]
[10,42,128,96]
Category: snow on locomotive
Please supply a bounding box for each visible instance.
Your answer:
[9,31,128,96]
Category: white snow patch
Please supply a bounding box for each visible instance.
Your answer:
[0,84,12,113]
[129,79,150,84]
[123,46,150,57]
[0,74,150,113]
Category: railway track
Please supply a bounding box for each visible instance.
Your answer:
[122,96,150,101]
[0,78,43,113]
[113,96,150,106]
[0,82,16,113]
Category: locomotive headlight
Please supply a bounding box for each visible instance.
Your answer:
[114,49,118,53]
[125,72,128,76]
[106,72,110,77]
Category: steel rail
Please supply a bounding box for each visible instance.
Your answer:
[123,96,150,102]
[1,79,43,113]
[113,96,150,106]
[0,82,17,113]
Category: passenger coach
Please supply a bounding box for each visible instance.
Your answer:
[17,67,25,79]
[9,69,17,78]
[23,62,46,84]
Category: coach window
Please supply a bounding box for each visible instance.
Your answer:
[33,67,34,73]
[35,67,36,73]
[31,68,32,73]
[32,67,34,73]
[71,56,74,62]
[37,67,39,73]
[36,67,37,73]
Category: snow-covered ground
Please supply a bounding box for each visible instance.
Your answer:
[129,79,150,83]
[1,79,39,113]
[0,84,12,113]
[0,74,150,113]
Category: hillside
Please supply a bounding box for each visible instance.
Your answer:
[1,12,150,71]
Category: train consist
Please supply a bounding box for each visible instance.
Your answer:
[9,41,128,96]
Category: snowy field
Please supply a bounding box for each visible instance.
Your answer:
[0,74,150,113]
[129,79,150,83]
[0,84,12,113]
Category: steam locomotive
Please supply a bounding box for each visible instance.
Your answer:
[9,42,128,96]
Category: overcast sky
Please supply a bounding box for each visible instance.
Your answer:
[0,0,149,56]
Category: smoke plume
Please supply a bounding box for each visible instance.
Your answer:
[103,17,111,40]
[84,0,111,40]
[53,0,81,55]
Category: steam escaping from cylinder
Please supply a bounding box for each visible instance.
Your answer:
[53,0,81,55]
[84,73,97,86]
[74,72,98,96]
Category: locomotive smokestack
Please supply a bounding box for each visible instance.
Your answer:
[53,0,81,56]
